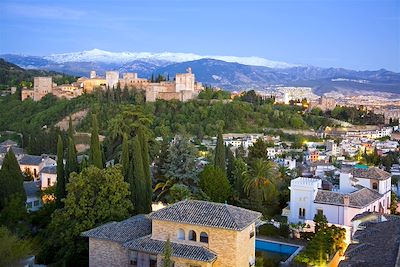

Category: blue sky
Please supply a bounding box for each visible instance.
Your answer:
[0,0,399,71]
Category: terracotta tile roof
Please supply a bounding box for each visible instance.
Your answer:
[123,235,217,263]
[351,167,391,181]
[314,187,382,208]
[148,200,261,230]
[340,214,400,267]
[81,215,151,243]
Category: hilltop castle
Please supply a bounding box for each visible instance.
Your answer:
[21,68,203,102]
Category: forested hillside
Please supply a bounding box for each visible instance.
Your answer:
[0,59,76,89]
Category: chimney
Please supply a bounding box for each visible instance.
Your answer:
[343,195,350,206]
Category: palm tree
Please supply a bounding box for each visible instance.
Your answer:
[243,158,280,201]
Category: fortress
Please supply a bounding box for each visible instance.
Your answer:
[21,68,203,102]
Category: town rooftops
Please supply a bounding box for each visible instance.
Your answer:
[314,186,382,208]
[148,200,261,231]
[40,166,57,174]
[340,214,400,267]
[0,146,25,156]
[19,155,43,166]
[81,215,151,243]
[23,181,40,198]
[123,235,217,263]
[0,139,18,147]
[350,167,391,181]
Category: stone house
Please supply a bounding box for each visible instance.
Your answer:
[19,155,56,180]
[82,200,261,267]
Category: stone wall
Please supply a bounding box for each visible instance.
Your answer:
[88,238,129,267]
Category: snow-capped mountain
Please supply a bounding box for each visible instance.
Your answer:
[44,48,298,69]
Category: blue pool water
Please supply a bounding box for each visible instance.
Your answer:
[255,239,300,267]
[255,239,298,255]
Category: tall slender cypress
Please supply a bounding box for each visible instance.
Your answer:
[65,137,78,182]
[214,132,226,174]
[120,133,130,178]
[0,149,25,210]
[138,127,152,213]
[127,155,135,211]
[90,114,103,169]
[132,136,146,214]
[55,135,65,208]
[68,115,74,138]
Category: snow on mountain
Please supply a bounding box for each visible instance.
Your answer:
[44,48,298,68]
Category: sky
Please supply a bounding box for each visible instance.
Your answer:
[0,0,399,71]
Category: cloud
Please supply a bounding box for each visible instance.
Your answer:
[2,3,86,20]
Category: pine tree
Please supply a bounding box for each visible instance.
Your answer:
[214,132,226,174]
[90,114,103,169]
[163,237,173,267]
[138,127,152,213]
[55,135,65,208]
[65,137,78,183]
[120,133,130,178]
[132,136,146,214]
[0,149,25,210]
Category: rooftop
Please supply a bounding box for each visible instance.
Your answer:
[19,155,43,166]
[148,200,261,231]
[23,181,40,198]
[40,165,57,174]
[314,186,382,208]
[350,167,391,181]
[0,139,18,147]
[123,235,217,263]
[81,215,151,243]
[340,214,400,267]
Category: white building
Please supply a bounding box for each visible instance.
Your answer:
[40,165,57,189]
[24,181,42,212]
[286,167,391,227]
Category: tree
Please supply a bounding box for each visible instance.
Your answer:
[199,165,231,203]
[0,226,32,267]
[214,132,226,173]
[89,114,103,169]
[226,146,235,184]
[169,184,192,203]
[120,133,130,178]
[132,136,147,214]
[65,136,78,182]
[163,237,173,267]
[138,127,152,213]
[248,138,269,161]
[37,165,132,266]
[0,149,25,210]
[55,135,65,208]
[391,191,398,215]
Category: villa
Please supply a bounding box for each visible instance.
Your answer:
[285,167,391,227]
[82,200,261,267]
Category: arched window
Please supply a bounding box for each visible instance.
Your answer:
[372,182,378,190]
[177,228,185,240]
[200,232,209,243]
[189,230,197,241]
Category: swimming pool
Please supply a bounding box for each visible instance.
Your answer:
[255,239,301,266]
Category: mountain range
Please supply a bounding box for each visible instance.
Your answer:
[1,49,399,95]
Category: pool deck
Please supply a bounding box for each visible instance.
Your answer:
[256,236,304,266]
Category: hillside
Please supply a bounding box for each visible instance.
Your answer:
[0,58,76,89]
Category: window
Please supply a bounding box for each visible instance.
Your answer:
[34,200,40,207]
[200,232,209,243]
[34,169,37,177]
[189,230,197,241]
[129,252,138,266]
[372,182,378,190]
[27,202,33,208]
[299,208,305,219]
[317,209,324,216]
[149,255,157,267]
[177,228,185,240]
[47,177,51,187]
[373,206,376,212]
[249,231,255,239]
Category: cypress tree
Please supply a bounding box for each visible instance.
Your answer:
[214,132,226,174]
[68,115,74,138]
[138,127,152,213]
[55,135,65,208]
[132,136,146,214]
[65,137,78,183]
[127,155,136,211]
[163,237,173,267]
[0,149,25,210]
[90,114,103,169]
[120,133,130,178]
